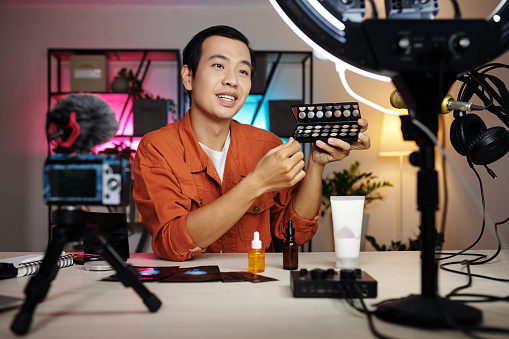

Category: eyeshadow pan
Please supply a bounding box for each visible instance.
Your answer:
[290,101,361,144]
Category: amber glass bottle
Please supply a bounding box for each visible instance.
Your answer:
[248,231,265,273]
[283,220,298,270]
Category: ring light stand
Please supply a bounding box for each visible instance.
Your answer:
[272,0,509,328]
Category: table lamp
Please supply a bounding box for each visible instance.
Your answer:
[379,114,415,242]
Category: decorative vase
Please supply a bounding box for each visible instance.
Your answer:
[110,76,129,93]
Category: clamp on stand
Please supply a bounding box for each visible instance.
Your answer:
[11,207,162,336]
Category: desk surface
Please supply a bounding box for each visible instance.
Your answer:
[0,250,508,339]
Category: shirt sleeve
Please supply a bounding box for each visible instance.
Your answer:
[133,140,205,262]
[270,185,320,245]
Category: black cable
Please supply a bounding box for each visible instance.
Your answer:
[435,296,486,339]
[437,153,509,267]
[456,71,495,113]
[456,63,509,129]
[435,159,487,261]
[342,284,396,339]
[437,114,448,253]
[440,224,508,279]
[366,0,378,19]
[448,293,509,303]
[441,261,509,337]
[450,0,461,19]
[445,259,474,298]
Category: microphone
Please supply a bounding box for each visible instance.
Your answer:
[389,89,484,113]
[46,94,119,153]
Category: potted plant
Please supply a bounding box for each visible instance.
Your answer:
[320,161,444,251]
[314,161,392,252]
[321,160,393,215]
[365,225,444,251]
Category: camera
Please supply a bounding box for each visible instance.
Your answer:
[43,154,131,206]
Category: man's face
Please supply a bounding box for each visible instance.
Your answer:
[183,35,252,122]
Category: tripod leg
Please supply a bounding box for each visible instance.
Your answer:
[89,233,162,312]
[11,226,68,335]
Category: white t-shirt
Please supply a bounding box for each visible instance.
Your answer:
[198,131,231,183]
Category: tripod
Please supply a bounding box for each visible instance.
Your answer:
[11,207,162,335]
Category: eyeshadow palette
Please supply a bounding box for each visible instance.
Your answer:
[291,102,361,143]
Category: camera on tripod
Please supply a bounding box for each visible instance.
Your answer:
[43,153,131,207]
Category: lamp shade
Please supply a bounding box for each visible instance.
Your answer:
[378,114,415,157]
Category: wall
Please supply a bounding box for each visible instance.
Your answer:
[0,1,508,254]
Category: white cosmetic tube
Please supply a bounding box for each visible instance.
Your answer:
[330,196,365,268]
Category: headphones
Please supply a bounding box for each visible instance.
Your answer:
[449,64,509,166]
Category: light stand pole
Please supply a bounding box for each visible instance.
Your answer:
[373,71,482,327]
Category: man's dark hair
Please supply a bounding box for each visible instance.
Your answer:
[182,25,256,101]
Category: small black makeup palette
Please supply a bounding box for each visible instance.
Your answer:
[290,102,362,143]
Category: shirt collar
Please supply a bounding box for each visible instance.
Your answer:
[179,111,209,173]
[179,110,251,177]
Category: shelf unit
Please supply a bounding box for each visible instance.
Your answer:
[47,49,184,147]
[47,49,183,253]
[249,51,313,127]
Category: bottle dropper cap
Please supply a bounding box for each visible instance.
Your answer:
[252,231,262,249]
[286,220,295,237]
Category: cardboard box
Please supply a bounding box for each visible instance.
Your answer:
[70,55,108,92]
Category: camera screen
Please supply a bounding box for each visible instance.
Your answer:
[49,169,97,198]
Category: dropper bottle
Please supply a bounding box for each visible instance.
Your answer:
[283,220,298,270]
[248,231,265,273]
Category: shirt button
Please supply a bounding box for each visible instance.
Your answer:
[253,205,260,213]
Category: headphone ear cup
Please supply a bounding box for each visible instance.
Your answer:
[449,114,486,156]
[466,126,508,165]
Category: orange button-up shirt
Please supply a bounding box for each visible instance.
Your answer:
[133,112,318,261]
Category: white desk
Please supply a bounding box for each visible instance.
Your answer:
[0,251,508,338]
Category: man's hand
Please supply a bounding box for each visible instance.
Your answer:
[249,138,306,195]
[310,118,371,166]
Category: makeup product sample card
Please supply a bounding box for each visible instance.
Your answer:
[291,102,361,143]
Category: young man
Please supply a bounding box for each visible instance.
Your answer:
[133,25,370,261]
